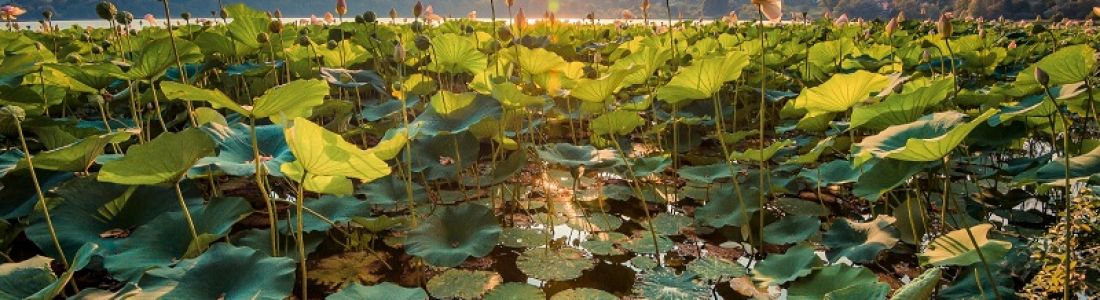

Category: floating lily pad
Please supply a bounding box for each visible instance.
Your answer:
[686,256,746,281]
[633,269,709,300]
[426,269,501,299]
[406,203,501,267]
[551,288,618,300]
[484,282,545,300]
[328,283,427,300]
[787,264,881,300]
[516,248,594,281]
[763,215,821,245]
[752,244,820,286]
[137,243,296,299]
[822,215,900,263]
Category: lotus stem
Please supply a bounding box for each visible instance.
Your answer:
[14,120,69,268]
[1040,83,1074,300]
[295,171,309,299]
[248,118,280,256]
[173,180,201,252]
[159,0,198,128]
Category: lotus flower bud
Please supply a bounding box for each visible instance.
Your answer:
[389,8,398,19]
[394,42,406,62]
[257,32,270,44]
[468,11,477,19]
[506,0,515,8]
[642,0,651,11]
[921,49,930,62]
[336,0,348,16]
[220,8,228,19]
[1034,67,1049,86]
[413,1,424,18]
[515,8,527,32]
[885,17,898,37]
[937,14,952,39]
[364,11,377,23]
[96,1,117,21]
[273,9,282,19]
[0,106,26,124]
[414,34,431,51]
[115,11,133,25]
[269,20,283,33]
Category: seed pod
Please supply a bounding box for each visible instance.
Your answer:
[327,40,338,50]
[414,34,431,51]
[1034,67,1049,86]
[115,11,133,25]
[297,34,311,47]
[96,1,117,21]
[181,12,191,20]
[257,32,270,44]
[413,1,424,18]
[100,40,112,49]
[92,45,103,54]
[497,26,513,41]
[364,11,377,23]
[355,15,365,23]
[42,10,53,20]
[269,20,284,33]
[937,14,952,39]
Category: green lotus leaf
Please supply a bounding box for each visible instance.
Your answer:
[328,283,427,300]
[853,110,997,166]
[537,143,619,169]
[491,81,547,109]
[0,149,21,177]
[137,243,295,299]
[612,46,672,86]
[752,244,821,286]
[406,203,501,267]
[657,52,750,105]
[566,212,623,232]
[320,68,385,92]
[223,3,271,55]
[785,136,836,165]
[695,186,761,228]
[281,161,356,195]
[618,155,672,177]
[787,264,880,300]
[425,269,501,299]
[98,128,215,185]
[412,93,501,136]
[920,224,1012,267]
[160,82,250,116]
[686,256,746,281]
[822,215,900,263]
[551,288,618,300]
[645,213,693,236]
[572,66,637,103]
[429,33,487,74]
[103,197,252,281]
[125,38,202,80]
[430,91,478,115]
[484,282,545,300]
[0,243,96,300]
[580,232,628,256]
[793,70,889,113]
[17,131,130,172]
[678,163,736,183]
[823,281,890,300]
[630,256,660,270]
[763,215,821,245]
[511,46,567,75]
[938,265,1015,299]
[850,77,954,130]
[234,228,324,262]
[623,234,675,254]
[516,247,594,281]
[357,174,427,210]
[190,124,293,178]
[46,63,122,91]
[25,177,200,260]
[591,110,646,136]
[407,132,479,180]
[1026,145,1100,182]
[283,117,390,185]
[283,196,369,234]
[1016,44,1096,86]
[890,267,942,300]
[0,170,72,219]
[462,150,526,187]
[251,80,330,124]
[729,139,794,162]
[852,158,926,200]
[633,268,709,300]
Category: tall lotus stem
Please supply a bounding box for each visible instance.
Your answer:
[1037,67,1074,300]
[158,0,198,127]
[754,5,769,255]
[249,118,279,256]
[295,172,309,299]
[3,106,68,268]
[173,180,201,247]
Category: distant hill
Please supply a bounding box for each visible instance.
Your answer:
[6,0,1089,22]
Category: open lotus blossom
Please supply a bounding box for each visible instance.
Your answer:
[622,9,635,20]
[143,14,157,26]
[310,15,321,25]
[752,0,782,22]
[1094,7,1100,17]
[423,5,442,24]
[324,12,335,24]
[0,4,26,21]
[723,11,738,26]
[467,11,477,19]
